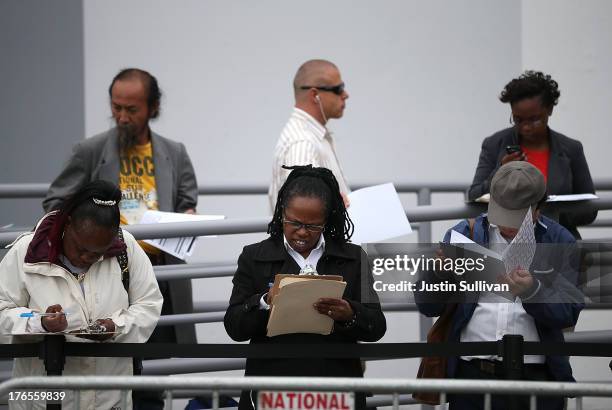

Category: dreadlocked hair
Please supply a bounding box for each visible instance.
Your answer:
[47,180,122,263]
[267,165,354,242]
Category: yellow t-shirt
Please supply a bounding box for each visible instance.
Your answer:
[118,142,160,255]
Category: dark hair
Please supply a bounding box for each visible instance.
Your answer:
[268,165,354,242]
[108,68,162,118]
[499,70,560,108]
[48,180,122,262]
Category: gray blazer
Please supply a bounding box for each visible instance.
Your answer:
[468,127,596,237]
[43,128,198,343]
[43,127,198,213]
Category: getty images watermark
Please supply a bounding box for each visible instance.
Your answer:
[359,243,590,305]
[370,253,508,293]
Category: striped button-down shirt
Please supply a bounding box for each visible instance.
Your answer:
[269,108,350,210]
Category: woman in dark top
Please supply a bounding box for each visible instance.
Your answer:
[224,165,386,410]
[468,71,596,238]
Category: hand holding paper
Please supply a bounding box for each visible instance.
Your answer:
[313,297,354,322]
[499,268,534,297]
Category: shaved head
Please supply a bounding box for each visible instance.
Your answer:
[293,59,339,97]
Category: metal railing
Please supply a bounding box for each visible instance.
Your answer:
[3,178,612,197]
[1,195,611,246]
[0,181,474,199]
[1,375,612,410]
[2,181,612,408]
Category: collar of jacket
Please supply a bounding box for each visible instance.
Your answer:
[477,213,549,246]
[508,126,564,154]
[253,236,357,262]
[24,212,126,265]
[505,126,575,198]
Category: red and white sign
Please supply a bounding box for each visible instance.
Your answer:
[258,391,355,410]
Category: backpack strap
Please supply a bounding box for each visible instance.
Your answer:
[116,228,129,293]
[467,218,476,241]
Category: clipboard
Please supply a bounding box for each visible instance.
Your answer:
[266,275,346,337]
[268,274,343,304]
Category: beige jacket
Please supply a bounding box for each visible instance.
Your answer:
[0,226,163,410]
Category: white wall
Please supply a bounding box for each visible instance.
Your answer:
[0,0,84,227]
[84,0,520,186]
[83,0,611,397]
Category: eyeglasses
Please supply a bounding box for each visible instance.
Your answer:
[299,82,345,96]
[282,218,325,233]
[509,114,544,128]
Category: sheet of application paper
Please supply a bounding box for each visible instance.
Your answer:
[449,229,501,260]
[139,210,225,260]
[501,208,536,274]
[347,183,412,244]
[546,193,599,202]
[450,230,475,244]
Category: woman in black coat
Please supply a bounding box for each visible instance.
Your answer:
[224,165,386,410]
[468,71,596,238]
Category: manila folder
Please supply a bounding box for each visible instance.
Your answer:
[266,279,347,337]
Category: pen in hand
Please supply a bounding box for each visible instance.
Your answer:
[19,312,68,318]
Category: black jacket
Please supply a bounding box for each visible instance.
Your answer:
[468,127,596,238]
[224,236,386,409]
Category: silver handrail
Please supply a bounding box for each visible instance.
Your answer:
[3,178,612,197]
[2,196,611,246]
[1,376,612,410]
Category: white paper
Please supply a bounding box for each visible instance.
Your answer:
[546,193,599,202]
[139,211,225,260]
[450,229,501,260]
[474,193,490,203]
[347,183,412,244]
[501,207,536,274]
[450,230,475,244]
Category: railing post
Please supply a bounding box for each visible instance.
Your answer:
[41,335,66,410]
[502,334,524,410]
[417,187,433,410]
[416,188,432,243]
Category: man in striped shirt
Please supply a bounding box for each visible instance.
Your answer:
[269,59,351,211]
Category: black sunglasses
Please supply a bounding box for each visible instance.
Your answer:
[300,82,345,96]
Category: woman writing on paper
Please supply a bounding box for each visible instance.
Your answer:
[0,180,163,410]
[224,165,386,410]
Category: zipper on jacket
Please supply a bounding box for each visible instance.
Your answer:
[27,261,90,325]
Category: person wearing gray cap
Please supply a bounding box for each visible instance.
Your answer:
[417,161,584,410]
[487,159,548,238]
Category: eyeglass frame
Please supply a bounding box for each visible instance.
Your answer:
[299,82,345,96]
[509,113,545,128]
[282,217,326,233]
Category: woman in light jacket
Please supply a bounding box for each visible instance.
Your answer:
[0,180,163,410]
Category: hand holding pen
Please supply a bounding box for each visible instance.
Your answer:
[19,312,69,318]
[39,304,68,333]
